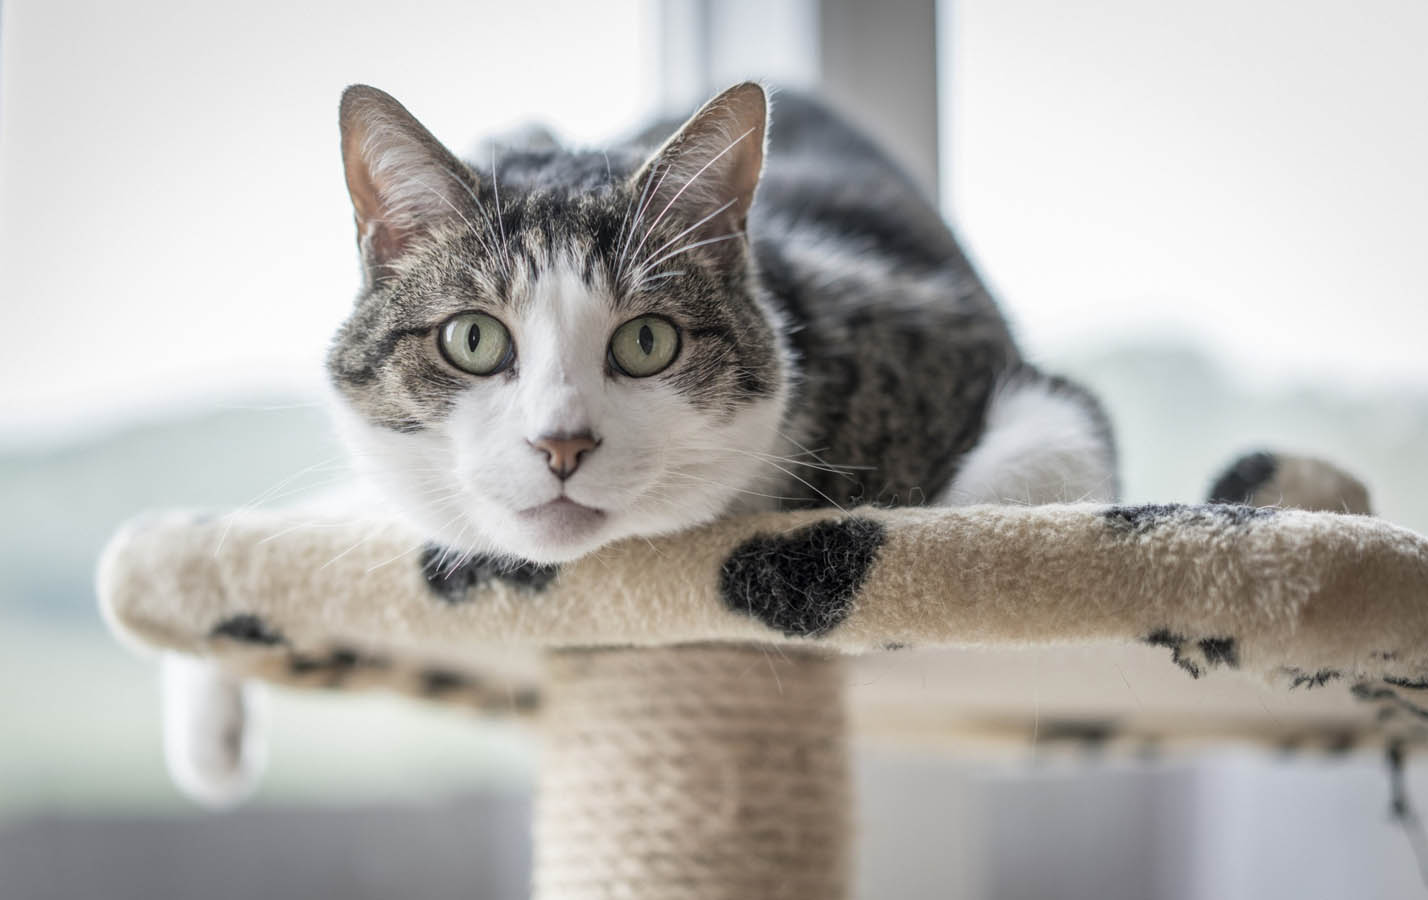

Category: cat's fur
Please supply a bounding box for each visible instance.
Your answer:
[325,82,1116,564]
[164,82,1117,804]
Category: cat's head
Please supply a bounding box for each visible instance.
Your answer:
[326,83,789,564]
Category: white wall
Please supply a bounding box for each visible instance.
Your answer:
[946,0,1428,391]
[0,0,657,442]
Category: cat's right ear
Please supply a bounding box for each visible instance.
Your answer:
[628,83,767,260]
[339,85,472,281]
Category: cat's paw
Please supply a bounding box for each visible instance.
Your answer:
[161,654,267,809]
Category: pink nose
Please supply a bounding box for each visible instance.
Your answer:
[529,432,599,480]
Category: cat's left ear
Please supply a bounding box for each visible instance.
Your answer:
[630,82,767,263]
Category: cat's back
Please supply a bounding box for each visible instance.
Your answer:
[749,91,1023,508]
[756,91,965,271]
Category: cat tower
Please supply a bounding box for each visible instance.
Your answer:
[98,452,1428,898]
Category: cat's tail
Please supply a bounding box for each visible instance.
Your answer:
[1207,450,1372,514]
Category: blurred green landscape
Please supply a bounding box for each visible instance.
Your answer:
[2,341,1425,823]
[0,402,532,822]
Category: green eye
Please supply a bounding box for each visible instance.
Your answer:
[609,315,680,377]
[439,312,514,375]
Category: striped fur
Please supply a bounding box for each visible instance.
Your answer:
[326,83,1117,564]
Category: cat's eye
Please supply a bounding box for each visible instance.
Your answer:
[438,312,514,375]
[608,315,680,378]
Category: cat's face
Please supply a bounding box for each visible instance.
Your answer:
[327,84,788,563]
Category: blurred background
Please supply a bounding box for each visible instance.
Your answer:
[2,0,1426,897]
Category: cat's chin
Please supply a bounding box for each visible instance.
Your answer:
[501,497,614,564]
[518,497,607,540]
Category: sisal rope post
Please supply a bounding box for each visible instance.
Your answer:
[534,645,850,899]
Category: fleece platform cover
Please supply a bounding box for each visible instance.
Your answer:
[99,496,1428,751]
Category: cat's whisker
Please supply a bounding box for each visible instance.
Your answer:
[364,540,427,574]
[448,547,482,579]
[691,425,868,477]
[760,440,842,464]
[759,646,785,696]
[616,160,671,283]
[629,269,686,291]
[227,454,350,504]
[490,146,514,276]
[214,454,352,555]
[764,424,849,470]
[411,179,491,257]
[631,231,745,281]
[318,521,401,571]
[415,495,470,515]
[730,443,869,476]
[677,441,870,480]
[613,181,641,279]
[664,471,805,504]
[436,165,508,276]
[256,518,356,545]
[628,126,756,269]
[405,482,463,496]
[748,458,849,513]
[745,452,871,476]
[225,473,357,512]
[411,510,475,570]
[620,157,682,283]
[394,474,464,489]
[441,521,475,578]
[630,197,736,274]
[406,477,468,495]
[422,515,470,576]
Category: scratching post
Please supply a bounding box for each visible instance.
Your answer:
[535,647,848,899]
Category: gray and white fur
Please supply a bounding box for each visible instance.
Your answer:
[326,82,1117,560]
[166,82,1117,804]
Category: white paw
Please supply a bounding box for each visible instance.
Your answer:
[160,654,268,808]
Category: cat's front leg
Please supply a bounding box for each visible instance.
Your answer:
[160,654,267,808]
[940,368,1119,506]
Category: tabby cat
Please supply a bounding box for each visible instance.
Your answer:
[164,82,1117,804]
[326,82,1116,564]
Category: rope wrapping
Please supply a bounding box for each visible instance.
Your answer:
[534,646,850,899]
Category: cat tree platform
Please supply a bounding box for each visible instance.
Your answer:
[98,455,1428,898]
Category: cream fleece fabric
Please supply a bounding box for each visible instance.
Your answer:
[98,497,1428,741]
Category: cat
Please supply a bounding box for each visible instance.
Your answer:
[326,81,1117,563]
[163,81,1117,805]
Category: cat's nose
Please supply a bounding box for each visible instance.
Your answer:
[529,432,600,480]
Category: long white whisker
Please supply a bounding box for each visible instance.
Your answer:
[758,459,849,513]
[411,179,487,251]
[256,519,354,545]
[633,232,745,278]
[490,147,513,274]
[631,197,735,273]
[318,521,401,571]
[629,269,686,291]
[627,126,755,269]
[618,160,674,281]
[436,165,508,276]
[214,454,351,555]
[665,471,805,503]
